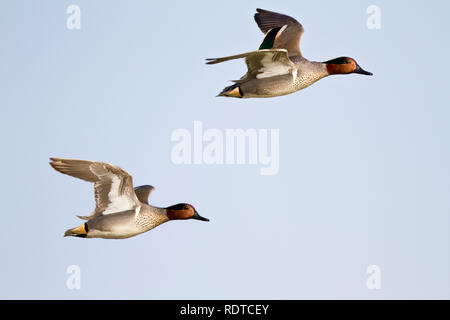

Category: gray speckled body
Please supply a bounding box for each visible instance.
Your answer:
[86,205,169,239]
[241,58,328,98]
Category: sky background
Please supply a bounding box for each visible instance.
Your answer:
[1,0,450,299]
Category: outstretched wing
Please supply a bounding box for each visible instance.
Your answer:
[50,158,142,219]
[134,185,154,205]
[254,8,304,57]
[207,49,295,81]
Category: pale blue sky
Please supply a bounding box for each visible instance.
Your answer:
[1,0,450,299]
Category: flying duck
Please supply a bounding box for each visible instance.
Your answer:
[50,158,208,239]
[207,8,372,98]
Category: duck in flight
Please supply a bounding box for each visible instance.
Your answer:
[50,158,208,239]
[207,8,372,98]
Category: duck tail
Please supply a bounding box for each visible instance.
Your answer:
[64,223,89,238]
[217,83,243,98]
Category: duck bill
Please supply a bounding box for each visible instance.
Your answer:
[354,65,373,76]
[192,211,209,222]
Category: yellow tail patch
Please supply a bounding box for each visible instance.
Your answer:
[64,223,88,237]
[225,87,242,98]
[218,84,243,98]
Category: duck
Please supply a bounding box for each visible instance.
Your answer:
[49,158,209,239]
[206,8,372,98]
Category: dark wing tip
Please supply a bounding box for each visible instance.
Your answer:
[205,58,219,65]
[254,8,265,20]
[135,184,154,190]
[255,8,273,17]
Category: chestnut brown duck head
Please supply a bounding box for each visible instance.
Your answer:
[324,57,373,76]
[166,203,209,221]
